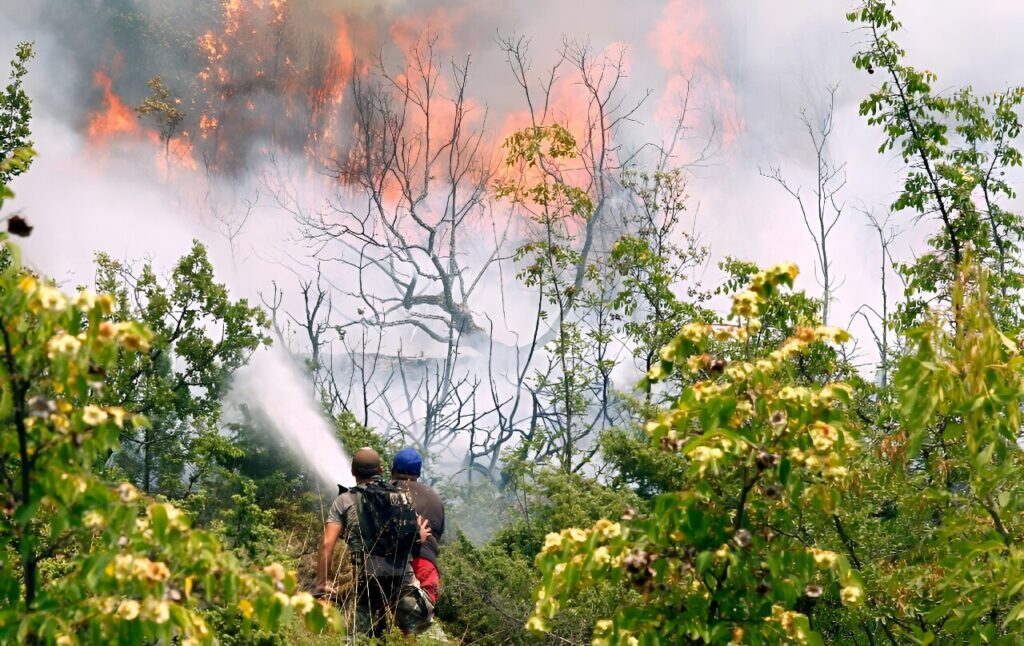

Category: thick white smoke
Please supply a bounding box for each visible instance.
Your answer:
[232,344,354,489]
[6,0,1024,477]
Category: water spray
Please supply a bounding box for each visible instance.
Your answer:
[233,344,354,489]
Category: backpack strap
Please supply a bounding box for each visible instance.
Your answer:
[348,484,371,558]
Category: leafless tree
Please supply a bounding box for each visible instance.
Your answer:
[762,86,846,325]
[270,33,511,461]
[205,190,257,269]
[259,29,726,481]
[851,208,900,388]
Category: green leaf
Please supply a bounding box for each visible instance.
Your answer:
[695,551,713,574]
[778,458,792,486]
[150,504,168,540]
[0,379,10,421]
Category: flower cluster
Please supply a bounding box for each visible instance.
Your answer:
[688,444,725,475]
[750,263,800,297]
[591,618,639,646]
[530,519,631,635]
[731,290,759,318]
[808,547,838,569]
[768,604,812,644]
[805,547,864,608]
[530,262,867,644]
[540,526,593,555]
[108,554,172,583]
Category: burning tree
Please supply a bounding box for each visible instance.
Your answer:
[135,76,186,175]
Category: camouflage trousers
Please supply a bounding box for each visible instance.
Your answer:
[353,571,433,638]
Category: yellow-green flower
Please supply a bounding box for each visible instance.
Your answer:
[809,547,838,568]
[97,320,117,341]
[82,405,108,426]
[273,591,292,607]
[593,518,621,540]
[238,599,254,619]
[17,275,37,294]
[680,322,710,343]
[562,527,590,543]
[840,584,864,607]
[107,407,128,428]
[825,465,849,480]
[809,421,838,451]
[97,293,116,315]
[291,591,315,614]
[525,614,548,633]
[145,560,171,582]
[74,289,97,311]
[542,532,564,554]
[142,599,170,624]
[37,284,68,311]
[46,331,81,359]
[116,599,141,620]
[118,482,139,502]
[264,562,287,581]
[689,445,724,462]
[731,290,759,318]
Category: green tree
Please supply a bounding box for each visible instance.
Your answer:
[530,265,863,644]
[850,0,1024,331]
[440,468,642,645]
[0,153,340,644]
[497,125,604,473]
[95,243,270,496]
[0,43,34,185]
[135,76,185,172]
[613,168,710,380]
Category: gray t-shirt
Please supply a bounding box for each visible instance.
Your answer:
[327,486,411,578]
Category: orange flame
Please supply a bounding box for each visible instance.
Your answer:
[150,134,201,176]
[87,0,740,184]
[648,0,742,145]
[87,70,141,142]
[87,68,198,175]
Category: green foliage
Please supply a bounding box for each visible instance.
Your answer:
[220,479,283,561]
[613,169,711,378]
[499,124,609,472]
[135,76,185,160]
[0,43,34,185]
[525,5,1024,644]
[136,76,184,136]
[440,468,640,644]
[438,534,541,644]
[95,243,271,496]
[0,157,341,644]
[844,263,1024,642]
[850,0,1024,330]
[10,3,1024,644]
[530,265,862,644]
[335,410,393,463]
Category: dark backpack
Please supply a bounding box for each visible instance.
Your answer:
[351,480,419,561]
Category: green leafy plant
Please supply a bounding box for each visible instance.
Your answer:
[0,152,341,644]
[529,264,864,644]
[0,43,34,185]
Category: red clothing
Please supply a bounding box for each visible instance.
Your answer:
[412,557,440,603]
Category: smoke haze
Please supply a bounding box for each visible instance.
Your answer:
[2,0,1024,472]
